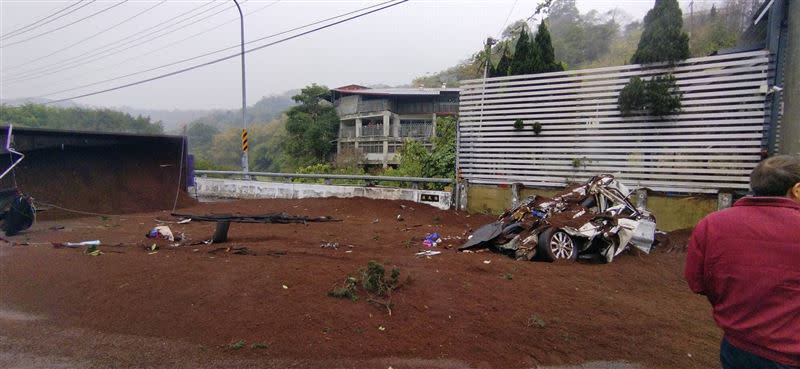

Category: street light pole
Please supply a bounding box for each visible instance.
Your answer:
[233,0,250,177]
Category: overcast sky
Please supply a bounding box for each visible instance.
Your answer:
[0,0,719,110]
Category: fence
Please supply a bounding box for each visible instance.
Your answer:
[458,50,773,194]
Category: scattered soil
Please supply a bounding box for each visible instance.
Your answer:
[0,197,718,369]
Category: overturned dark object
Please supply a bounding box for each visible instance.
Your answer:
[171,212,341,243]
[460,174,656,263]
[0,189,35,236]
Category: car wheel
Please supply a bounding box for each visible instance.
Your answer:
[537,228,578,262]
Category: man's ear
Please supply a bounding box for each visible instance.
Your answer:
[789,182,800,202]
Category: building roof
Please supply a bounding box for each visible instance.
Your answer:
[332,86,460,97]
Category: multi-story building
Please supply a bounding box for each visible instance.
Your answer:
[331,85,459,167]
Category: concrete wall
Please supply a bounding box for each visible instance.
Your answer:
[195,178,452,210]
[465,184,716,231]
[780,0,799,155]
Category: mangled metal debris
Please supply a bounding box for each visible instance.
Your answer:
[0,126,35,236]
[460,174,656,263]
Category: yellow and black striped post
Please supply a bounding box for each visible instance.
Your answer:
[241,128,249,152]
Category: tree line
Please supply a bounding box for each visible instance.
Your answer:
[0,103,163,134]
[413,0,761,87]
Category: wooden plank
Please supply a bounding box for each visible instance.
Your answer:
[459,162,752,175]
[460,79,766,101]
[460,159,759,169]
[459,109,766,122]
[459,102,766,117]
[465,178,723,194]
[460,125,764,136]
[465,147,761,153]
[459,95,765,112]
[460,133,762,143]
[460,119,765,131]
[459,153,762,161]
[460,71,768,97]
[459,114,767,127]
[459,88,765,107]
[463,140,761,148]
[462,173,751,189]
[460,168,746,182]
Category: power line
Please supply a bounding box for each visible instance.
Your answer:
[1,1,129,48]
[498,0,519,37]
[44,0,409,104]
[36,0,282,94]
[1,1,88,41]
[2,1,228,81]
[38,0,397,98]
[3,1,167,71]
[1,1,224,81]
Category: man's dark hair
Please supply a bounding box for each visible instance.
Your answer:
[750,155,800,196]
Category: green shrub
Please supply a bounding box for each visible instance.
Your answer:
[618,74,682,118]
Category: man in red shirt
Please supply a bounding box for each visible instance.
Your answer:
[686,155,800,369]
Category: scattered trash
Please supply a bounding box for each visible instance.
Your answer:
[65,240,101,247]
[147,251,158,255]
[320,241,338,249]
[460,174,657,263]
[372,218,380,224]
[208,247,255,256]
[423,233,442,248]
[483,260,491,264]
[396,214,404,221]
[378,326,386,331]
[146,226,175,242]
[149,243,158,251]
[345,250,353,253]
[415,250,441,257]
[177,218,191,224]
[282,285,288,289]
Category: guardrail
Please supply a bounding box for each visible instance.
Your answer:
[194,170,453,188]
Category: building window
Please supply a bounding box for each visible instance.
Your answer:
[359,143,383,154]
[400,119,432,137]
[361,119,384,137]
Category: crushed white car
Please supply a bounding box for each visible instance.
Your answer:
[460,174,656,263]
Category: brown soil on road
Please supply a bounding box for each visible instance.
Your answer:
[0,198,719,369]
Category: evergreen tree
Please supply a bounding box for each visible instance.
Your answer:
[532,20,564,73]
[492,45,512,77]
[631,0,690,64]
[508,29,533,75]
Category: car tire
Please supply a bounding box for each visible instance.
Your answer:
[537,227,578,262]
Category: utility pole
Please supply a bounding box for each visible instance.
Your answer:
[233,0,250,178]
[689,0,694,36]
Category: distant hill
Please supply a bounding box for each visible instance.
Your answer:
[2,90,297,133]
[113,107,212,131]
[186,91,297,131]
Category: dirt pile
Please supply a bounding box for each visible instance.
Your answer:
[0,198,716,369]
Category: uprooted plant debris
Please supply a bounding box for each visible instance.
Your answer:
[328,260,404,315]
[461,174,657,263]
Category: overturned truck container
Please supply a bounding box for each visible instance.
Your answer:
[460,174,656,263]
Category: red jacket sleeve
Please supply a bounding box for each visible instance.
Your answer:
[685,219,708,295]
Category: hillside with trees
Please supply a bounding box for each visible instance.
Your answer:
[0,103,163,134]
[413,0,762,87]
